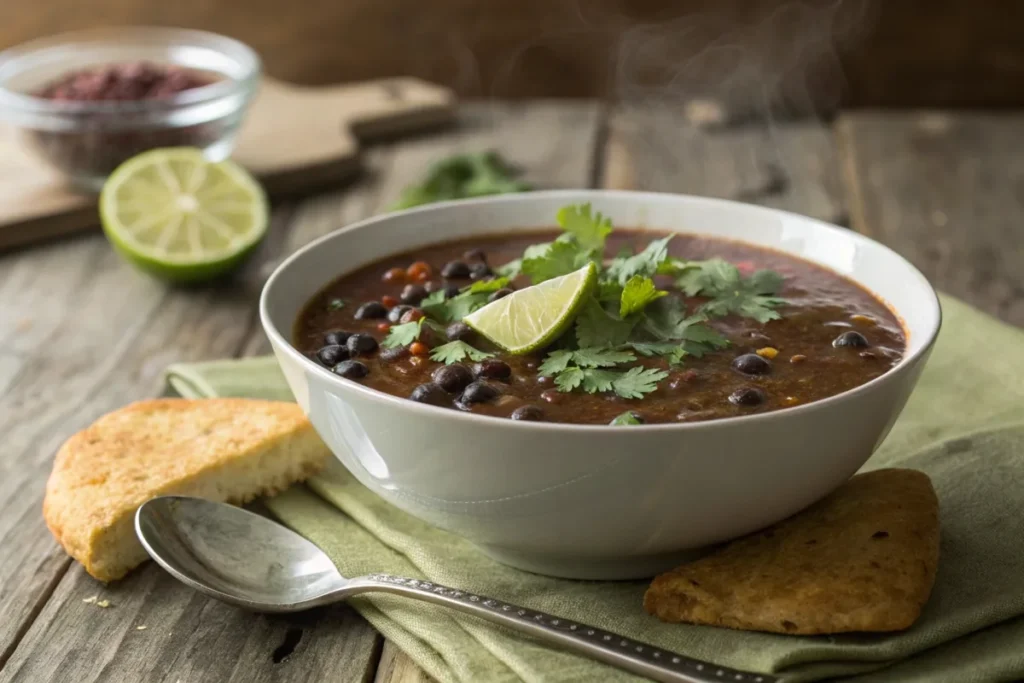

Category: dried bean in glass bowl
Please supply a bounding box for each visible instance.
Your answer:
[0,27,261,191]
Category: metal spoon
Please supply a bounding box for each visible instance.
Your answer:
[135,496,774,683]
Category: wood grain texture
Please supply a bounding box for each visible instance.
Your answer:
[0,202,389,681]
[837,111,1024,327]
[604,106,844,224]
[0,100,601,682]
[374,642,435,683]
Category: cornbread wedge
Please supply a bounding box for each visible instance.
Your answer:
[44,398,329,582]
[645,468,939,634]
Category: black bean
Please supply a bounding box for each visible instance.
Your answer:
[400,284,428,304]
[323,329,351,346]
[332,360,369,378]
[446,322,472,341]
[388,305,413,323]
[487,288,514,303]
[464,248,487,262]
[423,281,439,293]
[732,353,772,375]
[511,405,544,421]
[346,333,378,355]
[729,387,766,406]
[409,382,449,406]
[441,260,471,279]
[379,347,410,363]
[833,331,870,348]
[442,283,461,298]
[474,359,512,380]
[354,301,388,319]
[431,364,474,393]
[316,344,349,366]
[469,262,493,280]
[460,381,500,404]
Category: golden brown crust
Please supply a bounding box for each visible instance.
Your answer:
[644,468,940,634]
[44,398,330,582]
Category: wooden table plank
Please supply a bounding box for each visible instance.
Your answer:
[0,210,390,683]
[0,101,602,683]
[837,111,1024,326]
[374,642,435,683]
[604,107,845,225]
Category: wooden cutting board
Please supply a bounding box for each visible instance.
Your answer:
[0,77,454,250]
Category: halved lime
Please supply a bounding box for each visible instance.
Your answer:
[99,148,268,283]
[464,262,597,354]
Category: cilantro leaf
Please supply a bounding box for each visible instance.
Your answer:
[538,349,574,376]
[422,277,510,322]
[540,348,636,376]
[381,319,423,348]
[556,203,613,254]
[675,259,786,323]
[606,235,674,285]
[656,257,690,276]
[637,296,729,358]
[419,289,447,308]
[391,151,529,210]
[467,277,510,294]
[749,269,785,294]
[619,276,668,318]
[554,366,585,392]
[678,323,729,356]
[429,340,494,364]
[575,298,636,348]
[494,259,522,279]
[580,368,619,394]
[641,296,696,340]
[597,280,624,303]
[521,240,591,284]
[610,366,669,399]
[674,258,737,297]
[570,347,637,368]
[610,411,643,426]
[629,341,688,367]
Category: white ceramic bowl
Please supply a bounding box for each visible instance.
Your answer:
[260,190,941,580]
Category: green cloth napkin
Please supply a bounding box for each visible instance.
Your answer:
[165,295,1024,682]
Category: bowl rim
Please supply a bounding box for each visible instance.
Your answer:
[260,189,943,433]
[0,26,260,116]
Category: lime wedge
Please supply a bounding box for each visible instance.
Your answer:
[99,148,268,283]
[464,262,597,354]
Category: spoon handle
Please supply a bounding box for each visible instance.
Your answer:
[346,573,775,683]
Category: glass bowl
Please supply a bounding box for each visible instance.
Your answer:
[0,26,261,191]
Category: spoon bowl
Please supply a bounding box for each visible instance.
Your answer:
[136,496,344,611]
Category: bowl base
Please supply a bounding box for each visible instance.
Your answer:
[475,543,711,581]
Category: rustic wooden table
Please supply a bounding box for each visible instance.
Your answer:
[1,102,1021,683]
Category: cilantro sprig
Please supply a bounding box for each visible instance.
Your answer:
[538,348,668,399]
[675,258,785,323]
[430,341,493,364]
[422,277,511,323]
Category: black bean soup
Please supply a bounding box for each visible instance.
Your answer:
[295,229,906,425]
